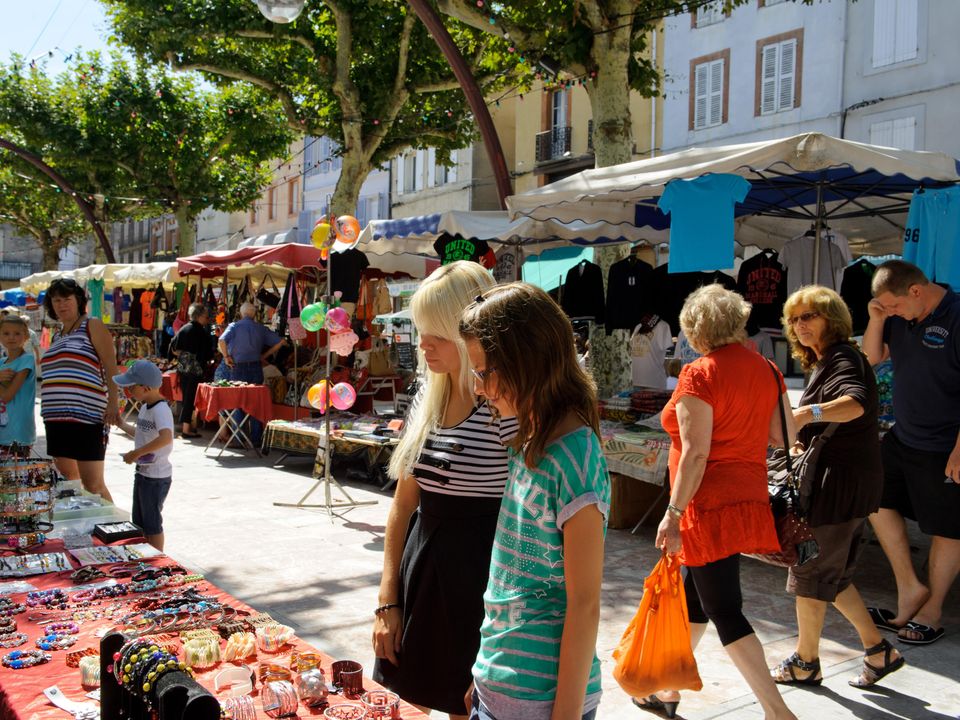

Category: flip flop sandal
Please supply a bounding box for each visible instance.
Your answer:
[631,694,680,719]
[849,638,906,687]
[772,652,823,686]
[868,607,903,633]
[897,621,945,646]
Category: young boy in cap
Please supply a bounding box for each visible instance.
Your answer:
[113,360,174,551]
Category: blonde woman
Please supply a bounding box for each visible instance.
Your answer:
[372,262,516,719]
[772,286,901,688]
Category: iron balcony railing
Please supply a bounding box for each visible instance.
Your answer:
[535,126,572,162]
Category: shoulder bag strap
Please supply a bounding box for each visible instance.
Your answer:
[766,360,794,474]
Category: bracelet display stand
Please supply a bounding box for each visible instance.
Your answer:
[100,632,219,720]
[274,222,376,518]
[0,454,58,547]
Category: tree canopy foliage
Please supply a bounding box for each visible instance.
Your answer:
[102,0,521,213]
[0,52,294,255]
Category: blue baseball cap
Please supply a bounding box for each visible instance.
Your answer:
[113,360,163,388]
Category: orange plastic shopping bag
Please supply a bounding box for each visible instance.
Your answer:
[612,553,703,697]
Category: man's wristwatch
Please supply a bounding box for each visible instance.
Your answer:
[810,404,823,422]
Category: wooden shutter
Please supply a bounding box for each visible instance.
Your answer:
[414,150,425,192]
[894,0,918,63]
[448,150,458,183]
[708,59,724,127]
[427,148,436,188]
[873,0,897,67]
[760,44,778,115]
[694,62,708,129]
[396,155,405,195]
[778,39,796,111]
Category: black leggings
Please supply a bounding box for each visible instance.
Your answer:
[178,373,201,425]
[684,553,754,646]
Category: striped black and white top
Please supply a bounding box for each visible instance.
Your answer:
[413,402,518,498]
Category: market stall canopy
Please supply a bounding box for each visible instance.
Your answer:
[177,244,324,281]
[21,263,182,294]
[506,133,960,256]
[356,210,656,257]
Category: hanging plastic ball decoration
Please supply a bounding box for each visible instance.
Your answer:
[325,307,351,334]
[255,0,305,24]
[299,303,325,332]
[330,383,357,411]
[334,215,361,245]
[310,217,333,250]
[307,381,330,412]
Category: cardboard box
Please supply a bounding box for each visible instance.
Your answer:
[607,473,668,530]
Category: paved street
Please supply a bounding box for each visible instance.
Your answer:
[42,417,960,720]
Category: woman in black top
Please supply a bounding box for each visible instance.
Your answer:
[170,303,214,438]
[772,286,903,689]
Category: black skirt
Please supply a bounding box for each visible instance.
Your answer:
[373,490,501,714]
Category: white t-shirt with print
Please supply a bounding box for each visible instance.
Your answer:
[629,320,673,389]
[134,400,175,478]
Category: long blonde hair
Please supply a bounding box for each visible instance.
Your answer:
[388,261,496,479]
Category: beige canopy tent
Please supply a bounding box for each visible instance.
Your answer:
[506,132,960,258]
[21,262,182,295]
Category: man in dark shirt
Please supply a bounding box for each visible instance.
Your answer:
[863,260,960,646]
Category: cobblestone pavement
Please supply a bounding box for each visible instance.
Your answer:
[41,414,960,720]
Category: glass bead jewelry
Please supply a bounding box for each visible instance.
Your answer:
[0,632,27,648]
[46,621,80,635]
[36,633,78,651]
[2,649,52,669]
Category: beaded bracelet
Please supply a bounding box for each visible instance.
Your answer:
[2,649,51,669]
[0,633,27,648]
[111,639,155,684]
[79,655,101,688]
[94,584,129,599]
[222,632,256,662]
[167,573,204,586]
[183,637,221,669]
[255,623,295,653]
[0,603,26,617]
[46,621,80,635]
[26,589,67,608]
[0,617,15,632]
[129,576,170,593]
[5,532,46,549]
[66,647,99,668]
[36,634,77,651]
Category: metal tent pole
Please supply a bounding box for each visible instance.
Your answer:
[812,180,825,286]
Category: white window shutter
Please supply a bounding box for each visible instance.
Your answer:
[378,192,388,219]
[869,119,894,147]
[894,0,918,63]
[448,150,458,183]
[760,45,778,115]
[873,0,896,67]
[694,63,708,129]
[396,155,405,195]
[708,60,723,127]
[778,39,796,111]
[414,150,425,192]
[427,148,436,188]
[892,116,917,150]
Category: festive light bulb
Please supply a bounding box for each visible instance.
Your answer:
[254,0,305,23]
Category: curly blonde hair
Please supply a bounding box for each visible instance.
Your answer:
[679,284,751,354]
[782,286,854,370]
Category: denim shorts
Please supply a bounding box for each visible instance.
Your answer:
[132,473,172,536]
[469,690,597,720]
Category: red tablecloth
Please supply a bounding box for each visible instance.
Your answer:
[194,384,273,425]
[160,371,182,403]
[0,541,427,720]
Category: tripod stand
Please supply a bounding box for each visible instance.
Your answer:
[274,233,376,517]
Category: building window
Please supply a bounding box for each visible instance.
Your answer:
[694,1,724,27]
[401,152,420,193]
[267,187,276,220]
[873,0,918,68]
[869,116,916,150]
[305,136,321,177]
[433,149,458,186]
[756,30,802,116]
[690,51,729,130]
[288,179,299,215]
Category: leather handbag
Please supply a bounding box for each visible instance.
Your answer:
[256,274,281,309]
[746,362,821,568]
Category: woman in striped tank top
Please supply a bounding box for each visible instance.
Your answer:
[40,278,120,502]
[372,262,517,719]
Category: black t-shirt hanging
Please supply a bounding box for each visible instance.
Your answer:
[652,265,736,335]
[433,233,491,265]
[840,259,876,335]
[330,248,370,303]
[561,260,605,323]
[736,250,787,332]
[605,256,654,335]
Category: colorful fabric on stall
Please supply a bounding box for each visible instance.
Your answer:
[112,288,123,324]
[140,291,156,332]
[86,279,104,321]
[903,185,960,290]
[658,174,751,274]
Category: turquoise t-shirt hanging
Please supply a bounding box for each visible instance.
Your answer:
[658,173,751,273]
[87,279,105,321]
[903,186,960,290]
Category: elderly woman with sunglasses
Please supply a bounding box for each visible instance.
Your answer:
[36,278,120,502]
[771,286,903,689]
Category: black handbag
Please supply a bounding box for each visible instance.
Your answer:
[746,362,821,568]
[256,274,281,309]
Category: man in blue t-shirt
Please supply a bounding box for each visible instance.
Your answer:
[863,260,960,647]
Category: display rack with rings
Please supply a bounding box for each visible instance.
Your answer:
[0,456,59,552]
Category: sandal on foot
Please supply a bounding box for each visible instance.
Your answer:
[867,607,903,633]
[849,638,905,687]
[631,695,679,719]
[897,621,945,646]
[772,652,823,686]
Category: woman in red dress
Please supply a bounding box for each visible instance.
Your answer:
[635,285,797,720]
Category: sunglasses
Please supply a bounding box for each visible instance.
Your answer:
[787,311,821,326]
[470,367,497,383]
[50,278,79,289]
